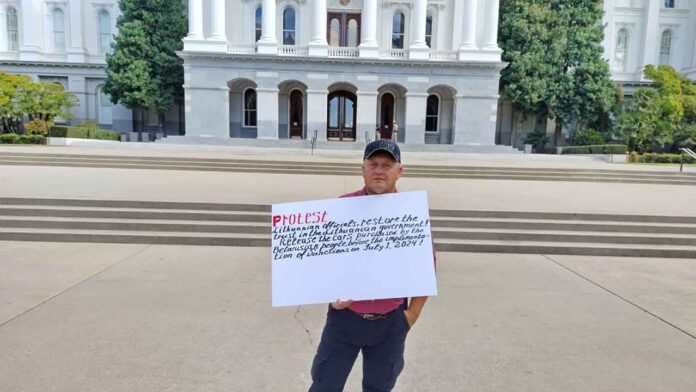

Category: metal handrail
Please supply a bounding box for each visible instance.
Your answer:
[310,129,318,155]
[679,148,696,172]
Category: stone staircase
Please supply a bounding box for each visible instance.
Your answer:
[1,152,694,186]
[1,198,693,259]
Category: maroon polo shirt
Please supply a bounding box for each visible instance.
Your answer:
[340,186,437,315]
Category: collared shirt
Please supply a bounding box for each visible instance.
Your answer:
[340,186,437,315]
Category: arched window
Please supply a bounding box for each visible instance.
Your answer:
[425,95,439,133]
[347,19,358,47]
[243,88,257,127]
[7,7,18,51]
[425,13,433,48]
[329,17,340,46]
[660,30,673,65]
[664,0,675,8]
[282,7,295,45]
[255,7,262,42]
[97,86,113,125]
[98,10,112,54]
[614,29,628,72]
[392,12,405,49]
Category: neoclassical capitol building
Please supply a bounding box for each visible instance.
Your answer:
[0,1,694,146]
[181,0,503,145]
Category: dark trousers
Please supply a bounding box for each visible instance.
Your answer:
[308,305,410,392]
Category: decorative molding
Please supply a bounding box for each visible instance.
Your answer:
[428,0,445,10]
[328,0,362,10]
[383,0,412,9]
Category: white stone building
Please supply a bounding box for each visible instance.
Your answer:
[0,0,186,134]
[602,0,696,90]
[497,0,696,148]
[180,0,504,145]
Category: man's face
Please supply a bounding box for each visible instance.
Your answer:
[362,153,403,194]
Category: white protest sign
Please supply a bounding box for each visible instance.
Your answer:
[271,191,437,307]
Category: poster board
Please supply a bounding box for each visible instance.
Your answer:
[271,191,437,307]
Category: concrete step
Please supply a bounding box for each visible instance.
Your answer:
[1,197,694,258]
[1,228,692,258]
[3,197,695,224]
[2,207,694,234]
[1,153,694,185]
[1,219,692,245]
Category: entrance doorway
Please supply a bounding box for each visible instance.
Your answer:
[327,91,356,141]
[289,90,303,139]
[379,93,395,140]
[327,13,361,47]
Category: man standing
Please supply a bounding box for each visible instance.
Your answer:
[308,139,433,392]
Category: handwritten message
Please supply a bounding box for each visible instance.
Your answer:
[272,214,430,261]
[271,191,437,307]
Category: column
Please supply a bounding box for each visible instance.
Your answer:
[185,0,203,40]
[68,76,87,124]
[356,92,378,142]
[359,0,379,58]
[67,0,85,62]
[460,0,478,50]
[257,0,278,54]
[641,0,660,77]
[308,0,328,56]
[0,6,8,52]
[256,87,279,139]
[20,0,41,59]
[404,93,427,145]
[209,0,226,41]
[409,0,429,59]
[306,89,327,141]
[482,0,501,51]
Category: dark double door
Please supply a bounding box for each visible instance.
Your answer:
[327,12,361,47]
[327,91,356,141]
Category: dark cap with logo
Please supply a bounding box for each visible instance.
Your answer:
[363,139,401,163]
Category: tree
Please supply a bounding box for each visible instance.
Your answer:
[104,0,187,136]
[0,72,77,133]
[499,0,616,146]
[616,65,696,152]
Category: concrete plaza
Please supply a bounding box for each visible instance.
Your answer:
[1,144,695,391]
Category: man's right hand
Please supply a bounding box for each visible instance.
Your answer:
[331,299,354,310]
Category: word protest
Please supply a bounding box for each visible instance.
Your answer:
[271,191,437,307]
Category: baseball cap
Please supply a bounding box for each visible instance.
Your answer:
[363,139,401,163]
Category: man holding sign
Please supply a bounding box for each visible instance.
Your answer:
[307,140,435,392]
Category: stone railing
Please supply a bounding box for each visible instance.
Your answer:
[227,44,256,54]
[380,49,408,59]
[328,47,359,58]
[429,50,458,61]
[278,45,308,56]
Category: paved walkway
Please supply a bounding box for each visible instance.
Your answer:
[1,146,695,391]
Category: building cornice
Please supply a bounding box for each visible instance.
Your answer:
[177,51,506,70]
[0,60,106,69]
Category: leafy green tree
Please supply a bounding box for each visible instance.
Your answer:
[0,72,77,133]
[499,0,616,146]
[104,0,187,135]
[616,65,696,151]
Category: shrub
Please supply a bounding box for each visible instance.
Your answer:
[93,130,121,141]
[24,119,54,136]
[17,134,46,144]
[524,131,549,151]
[636,153,695,164]
[572,128,606,146]
[0,133,19,144]
[49,125,121,141]
[562,144,627,154]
